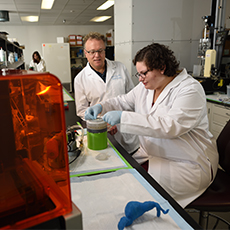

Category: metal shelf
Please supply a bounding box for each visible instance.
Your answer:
[0,36,25,69]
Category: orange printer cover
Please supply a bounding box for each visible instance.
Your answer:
[0,69,72,229]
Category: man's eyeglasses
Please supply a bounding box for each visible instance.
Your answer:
[85,49,105,56]
[135,70,150,79]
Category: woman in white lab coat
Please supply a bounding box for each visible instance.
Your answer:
[85,43,219,208]
[29,51,46,72]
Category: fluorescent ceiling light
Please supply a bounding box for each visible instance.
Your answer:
[90,16,111,22]
[97,0,114,10]
[21,16,39,22]
[41,0,55,9]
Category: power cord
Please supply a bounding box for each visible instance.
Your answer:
[66,124,84,165]
[68,148,81,164]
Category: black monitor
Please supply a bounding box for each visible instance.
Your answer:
[105,46,114,60]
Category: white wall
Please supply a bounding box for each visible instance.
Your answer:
[225,0,230,28]
[115,0,212,85]
[1,25,113,68]
[114,0,133,80]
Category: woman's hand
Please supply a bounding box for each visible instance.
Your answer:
[102,111,122,126]
[107,124,118,135]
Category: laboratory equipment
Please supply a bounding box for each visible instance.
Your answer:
[196,0,228,78]
[193,65,202,77]
[0,69,82,229]
[204,49,216,77]
[215,30,229,76]
[66,124,84,164]
[197,16,211,76]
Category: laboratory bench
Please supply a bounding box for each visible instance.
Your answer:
[192,75,230,139]
[193,76,230,95]
[206,93,230,139]
[64,100,202,230]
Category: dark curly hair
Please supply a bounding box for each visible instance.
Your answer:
[133,43,180,77]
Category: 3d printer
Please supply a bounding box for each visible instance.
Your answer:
[0,69,82,229]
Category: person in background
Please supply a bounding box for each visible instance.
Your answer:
[29,51,46,72]
[74,32,140,161]
[84,43,219,208]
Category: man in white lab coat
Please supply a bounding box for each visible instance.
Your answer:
[85,43,219,208]
[74,32,140,157]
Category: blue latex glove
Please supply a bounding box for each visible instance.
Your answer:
[118,201,169,230]
[85,104,102,120]
[102,111,122,126]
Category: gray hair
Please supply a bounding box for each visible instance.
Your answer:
[83,32,106,47]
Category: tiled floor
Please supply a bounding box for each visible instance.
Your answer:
[186,209,230,229]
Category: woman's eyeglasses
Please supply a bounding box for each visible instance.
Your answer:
[135,70,150,79]
[85,49,105,56]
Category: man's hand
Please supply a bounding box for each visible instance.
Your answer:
[85,104,102,120]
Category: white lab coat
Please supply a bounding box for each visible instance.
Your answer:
[100,68,219,208]
[74,58,139,153]
[29,59,46,72]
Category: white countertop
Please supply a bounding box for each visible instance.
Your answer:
[71,169,193,230]
[69,134,196,229]
[206,93,230,105]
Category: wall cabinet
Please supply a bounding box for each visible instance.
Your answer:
[0,36,25,70]
[207,101,230,139]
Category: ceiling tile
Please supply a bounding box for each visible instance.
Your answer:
[0,0,114,26]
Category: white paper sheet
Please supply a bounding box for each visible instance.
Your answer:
[69,135,129,176]
[71,169,193,230]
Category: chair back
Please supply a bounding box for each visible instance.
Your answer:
[216,120,230,174]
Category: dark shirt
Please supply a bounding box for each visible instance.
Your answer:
[89,61,107,82]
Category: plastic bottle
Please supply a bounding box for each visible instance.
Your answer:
[0,47,4,62]
[14,52,18,62]
[4,51,6,64]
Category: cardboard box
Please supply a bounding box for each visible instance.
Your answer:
[57,37,65,43]
[106,29,114,46]
[68,35,83,46]
[76,35,83,46]
[69,40,77,46]
[68,34,77,40]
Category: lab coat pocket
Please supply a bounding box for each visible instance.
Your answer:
[169,161,201,196]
